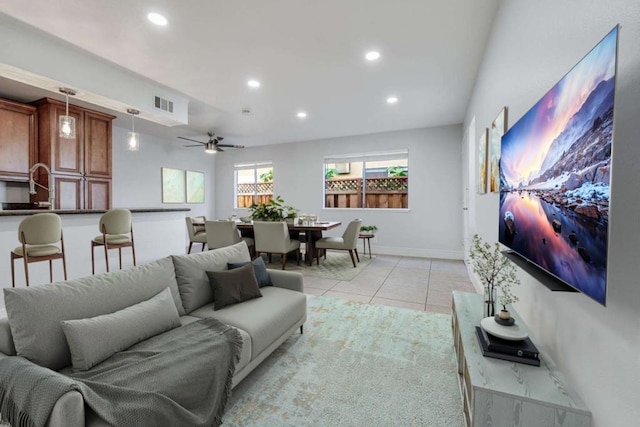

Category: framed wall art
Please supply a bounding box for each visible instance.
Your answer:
[161,167,186,203]
[186,170,205,203]
[489,107,508,193]
[478,128,489,194]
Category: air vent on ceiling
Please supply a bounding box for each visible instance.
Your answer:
[154,95,174,113]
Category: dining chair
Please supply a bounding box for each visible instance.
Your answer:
[186,216,208,253]
[10,213,67,287]
[205,220,255,257]
[253,221,300,270]
[91,209,136,274]
[315,219,362,267]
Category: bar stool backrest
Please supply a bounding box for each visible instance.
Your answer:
[99,209,132,235]
[18,213,62,245]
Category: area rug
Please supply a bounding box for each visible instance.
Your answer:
[223,295,463,426]
[262,251,372,281]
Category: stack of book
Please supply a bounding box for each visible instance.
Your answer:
[475,326,541,366]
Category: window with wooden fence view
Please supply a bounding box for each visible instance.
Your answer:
[235,162,273,208]
[324,151,408,209]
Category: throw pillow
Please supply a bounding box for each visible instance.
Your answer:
[227,257,272,287]
[60,287,181,371]
[172,242,251,313]
[206,263,262,310]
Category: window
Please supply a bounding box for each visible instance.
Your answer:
[324,150,408,209]
[235,162,273,208]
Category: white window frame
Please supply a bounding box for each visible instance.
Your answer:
[323,149,409,209]
[234,161,273,208]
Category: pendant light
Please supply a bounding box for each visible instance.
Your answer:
[58,88,77,139]
[127,108,140,151]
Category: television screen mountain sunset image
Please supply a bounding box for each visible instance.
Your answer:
[499,26,618,305]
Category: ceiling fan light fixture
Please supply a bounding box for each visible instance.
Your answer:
[205,142,216,154]
[58,88,77,139]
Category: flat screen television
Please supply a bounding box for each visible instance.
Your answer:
[499,26,618,306]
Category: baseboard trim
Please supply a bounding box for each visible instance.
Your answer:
[372,245,464,260]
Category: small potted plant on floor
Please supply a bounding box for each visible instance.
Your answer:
[359,225,378,235]
[468,234,520,318]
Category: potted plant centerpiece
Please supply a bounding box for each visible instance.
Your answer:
[359,225,378,236]
[249,196,298,222]
[468,234,521,319]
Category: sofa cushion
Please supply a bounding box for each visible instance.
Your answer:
[190,286,306,359]
[206,263,262,310]
[61,288,181,371]
[3,256,183,370]
[228,257,272,288]
[171,242,251,313]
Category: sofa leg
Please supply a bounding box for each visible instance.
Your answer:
[300,325,303,334]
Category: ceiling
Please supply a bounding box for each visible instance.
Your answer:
[0,0,499,147]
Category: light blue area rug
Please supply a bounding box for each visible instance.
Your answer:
[224,295,463,426]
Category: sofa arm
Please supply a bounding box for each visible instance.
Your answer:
[0,317,16,356]
[267,269,304,293]
[46,390,86,427]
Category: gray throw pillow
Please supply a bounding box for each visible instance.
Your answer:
[206,263,262,310]
[172,242,251,313]
[60,288,181,371]
[227,257,272,287]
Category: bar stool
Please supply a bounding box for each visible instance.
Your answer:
[10,213,67,287]
[91,209,137,274]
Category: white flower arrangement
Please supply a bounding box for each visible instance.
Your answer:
[468,234,520,314]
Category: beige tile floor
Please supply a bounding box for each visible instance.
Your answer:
[301,254,477,315]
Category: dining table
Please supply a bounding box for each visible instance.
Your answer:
[236,220,342,265]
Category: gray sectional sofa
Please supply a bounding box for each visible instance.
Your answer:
[0,241,307,426]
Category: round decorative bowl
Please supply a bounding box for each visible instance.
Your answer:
[240,216,252,223]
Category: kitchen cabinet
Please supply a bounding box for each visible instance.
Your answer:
[31,98,114,209]
[0,98,36,181]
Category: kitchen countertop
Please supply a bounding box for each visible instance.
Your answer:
[0,207,190,217]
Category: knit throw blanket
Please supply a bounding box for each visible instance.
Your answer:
[0,318,242,427]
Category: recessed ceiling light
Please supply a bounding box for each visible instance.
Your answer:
[297,111,307,119]
[365,51,381,61]
[386,96,399,104]
[147,13,167,26]
[247,80,261,88]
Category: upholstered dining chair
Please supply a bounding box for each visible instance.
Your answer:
[205,220,255,257]
[253,221,300,270]
[186,216,208,253]
[10,213,67,287]
[91,209,136,274]
[315,219,362,267]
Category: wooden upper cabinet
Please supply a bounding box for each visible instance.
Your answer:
[0,98,36,181]
[31,98,114,178]
[84,111,112,177]
[31,98,115,209]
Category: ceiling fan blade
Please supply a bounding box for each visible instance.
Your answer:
[184,144,203,147]
[216,144,245,148]
[217,147,224,152]
[178,136,205,144]
[216,136,224,141]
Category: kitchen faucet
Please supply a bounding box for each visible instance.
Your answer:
[29,163,55,209]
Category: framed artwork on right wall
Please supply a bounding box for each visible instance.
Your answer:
[489,106,508,193]
[478,128,489,194]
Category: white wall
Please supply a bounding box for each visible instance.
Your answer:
[112,126,215,219]
[214,126,464,259]
[463,1,640,425]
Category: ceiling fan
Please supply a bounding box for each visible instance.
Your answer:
[178,132,245,153]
